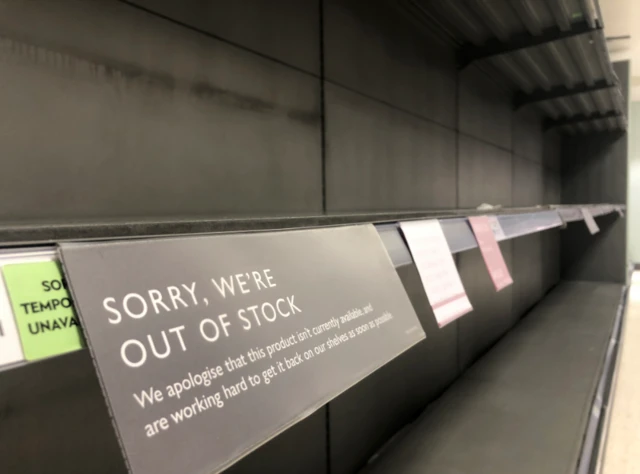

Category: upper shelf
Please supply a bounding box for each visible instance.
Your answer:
[0,204,624,248]
[400,0,626,134]
[0,203,622,372]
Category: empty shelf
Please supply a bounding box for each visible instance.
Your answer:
[363,280,624,474]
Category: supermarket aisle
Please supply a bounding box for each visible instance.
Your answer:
[601,272,640,474]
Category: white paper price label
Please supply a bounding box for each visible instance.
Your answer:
[0,275,24,367]
[581,208,600,235]
[400,220,473,327]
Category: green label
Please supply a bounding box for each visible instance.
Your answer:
[2,261,84,360]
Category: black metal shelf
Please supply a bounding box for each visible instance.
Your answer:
[398,0,626,134]
[0,204,624,247]
[0,203,624,373]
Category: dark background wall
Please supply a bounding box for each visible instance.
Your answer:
[324,0,457,212]
[561,61,629,284]
[0,1,567,474]
[0,0,562,223]
[0,0,323,222]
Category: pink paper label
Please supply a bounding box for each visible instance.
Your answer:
[468,216,513,292]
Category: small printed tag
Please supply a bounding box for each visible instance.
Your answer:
[400,220,473,327]
[468,216,513,292]
[581,208,600,235]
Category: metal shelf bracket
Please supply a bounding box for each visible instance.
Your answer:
[544,110,623,131]
[458,20,601,69]
[514,79,615,109]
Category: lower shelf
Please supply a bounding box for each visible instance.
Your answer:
[363,280,625,474]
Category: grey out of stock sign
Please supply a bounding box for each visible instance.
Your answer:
[59,224,425,474]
